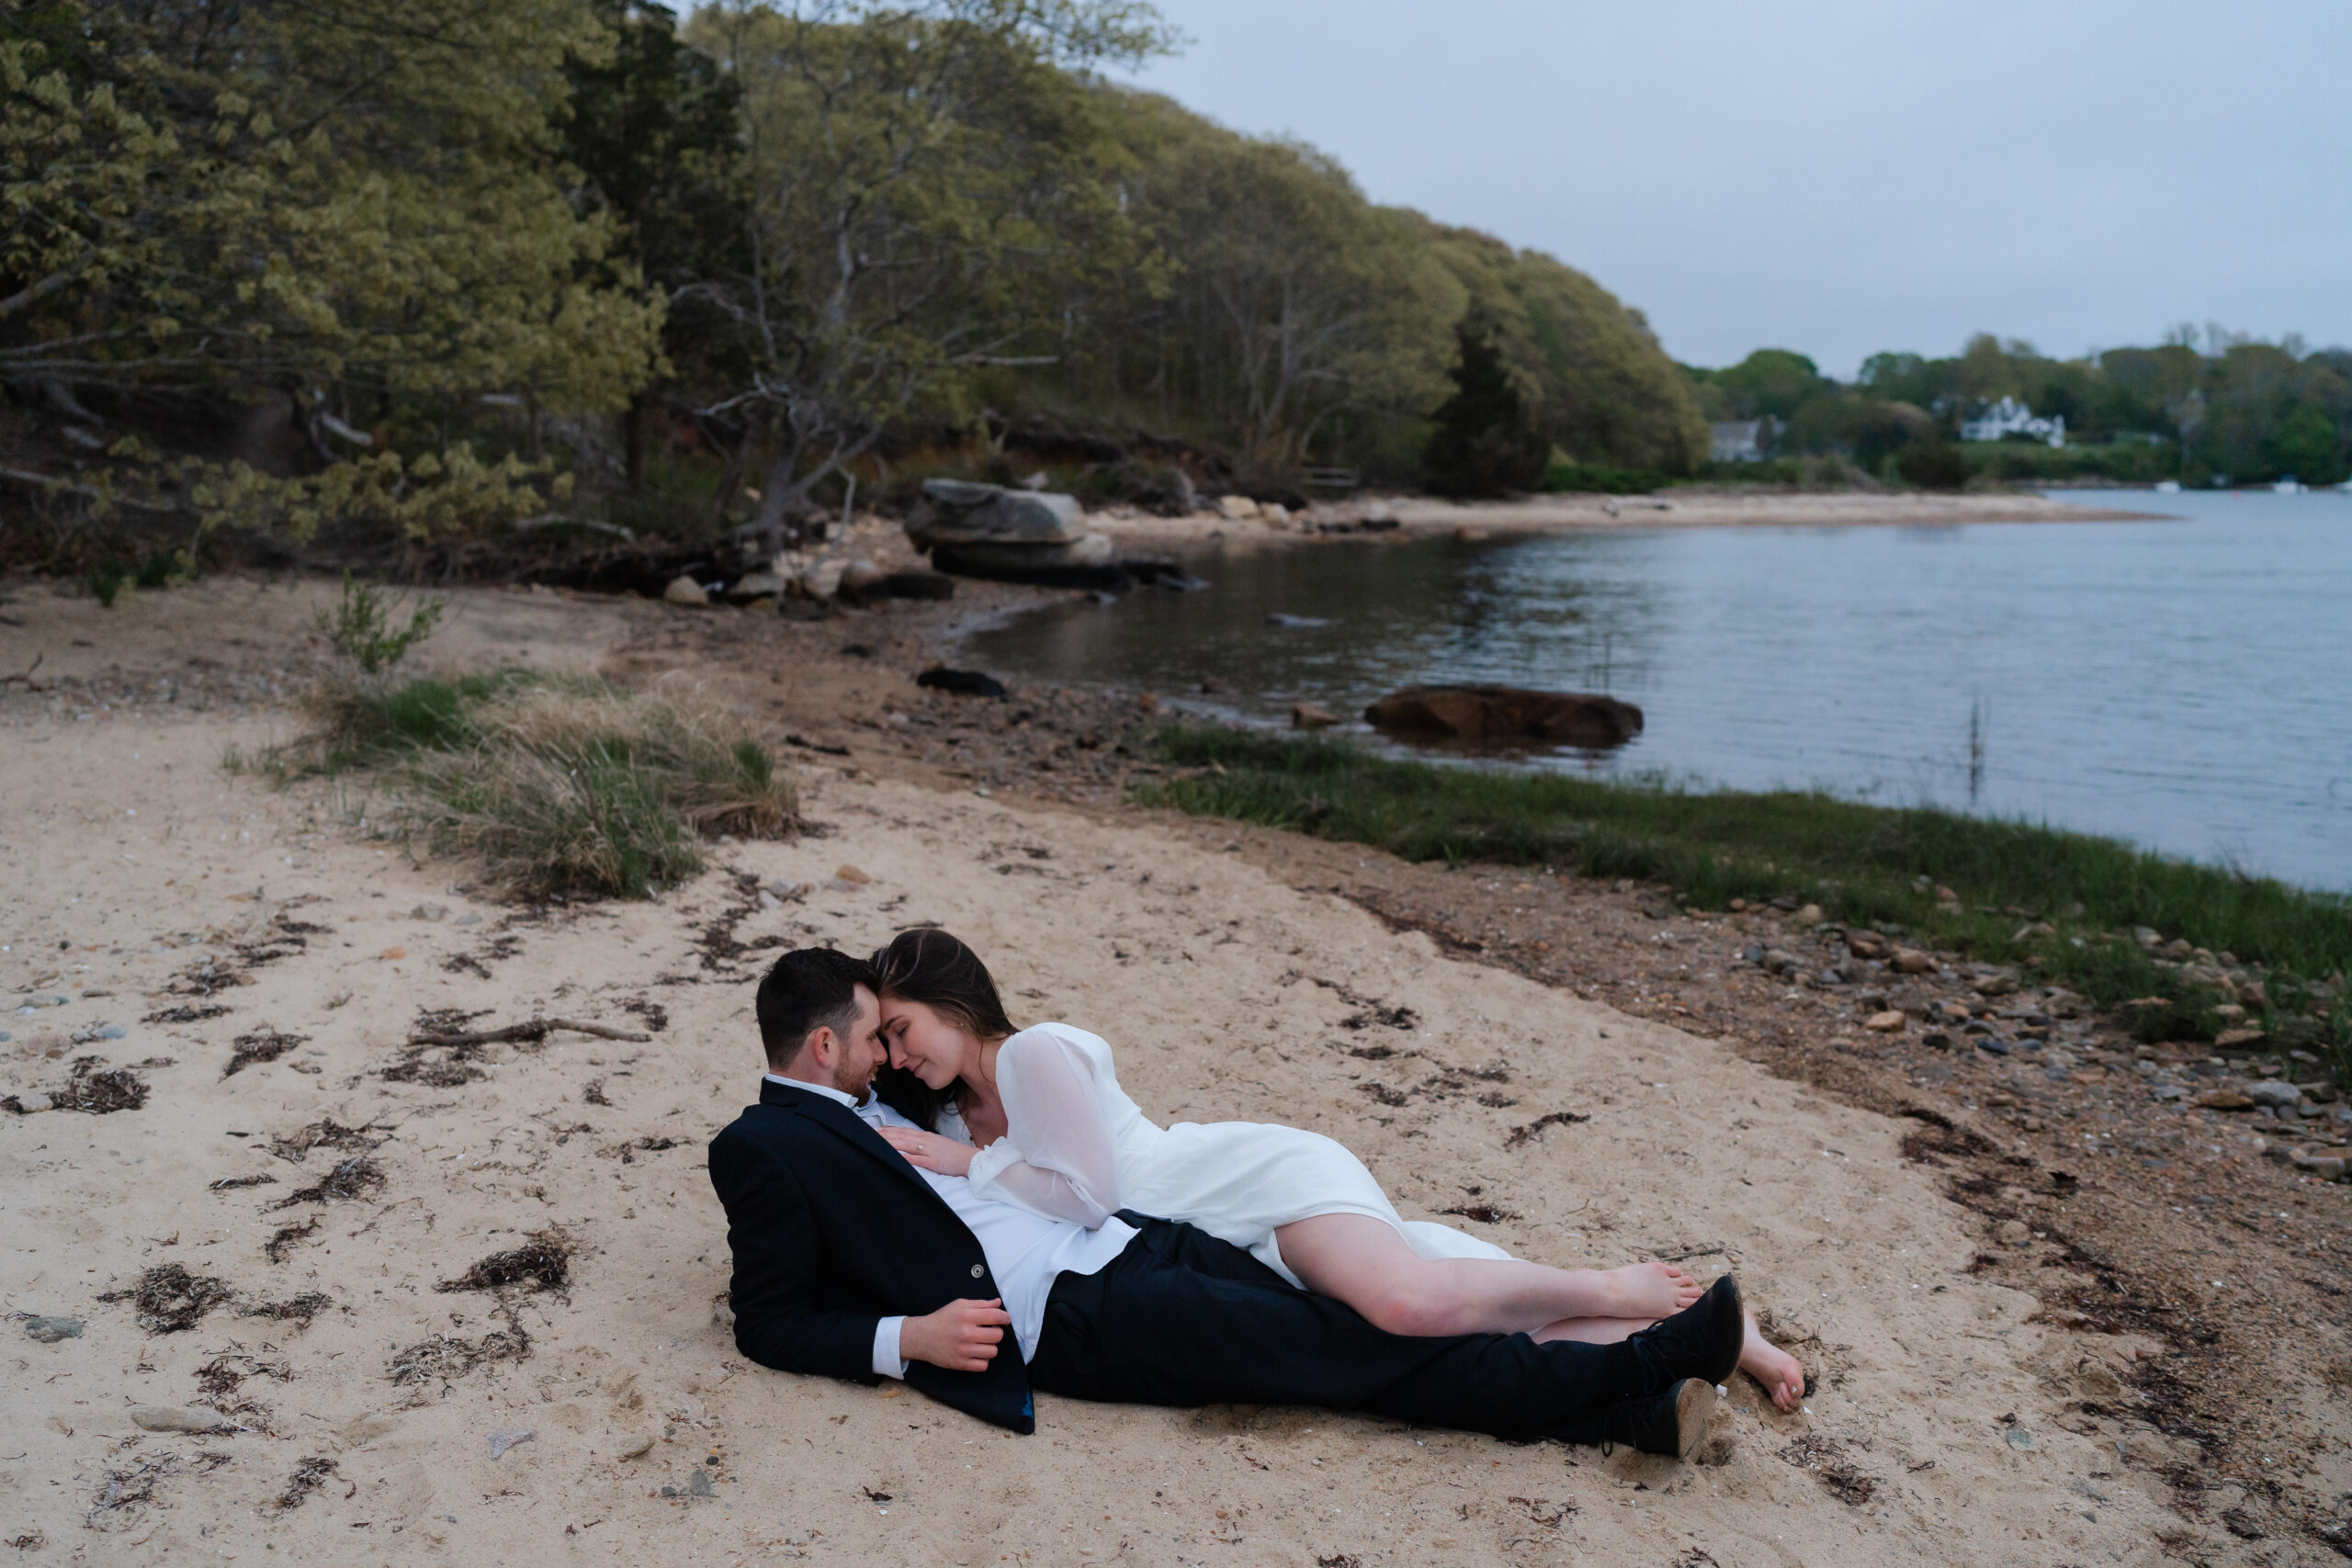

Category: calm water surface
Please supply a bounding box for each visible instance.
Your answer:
[959,491,2352,891]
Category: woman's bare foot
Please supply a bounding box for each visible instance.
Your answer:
[1740,1313,1804,1411]
[1599,1261,1702,1321]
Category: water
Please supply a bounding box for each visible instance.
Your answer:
[959,490,2352,891]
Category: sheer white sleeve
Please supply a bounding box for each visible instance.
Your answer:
[964,1028,1122,1228]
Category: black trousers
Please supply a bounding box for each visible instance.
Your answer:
[1029,1216,1634,1446]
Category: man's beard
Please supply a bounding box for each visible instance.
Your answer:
[832,1056,875,1100]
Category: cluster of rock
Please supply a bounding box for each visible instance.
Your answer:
[904,479,1185,592]
[1738,912,2352,1178]
[659,519,954,610]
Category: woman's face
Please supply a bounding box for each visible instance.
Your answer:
[879,997,974,1089]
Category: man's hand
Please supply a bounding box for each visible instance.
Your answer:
[876,1124,976,1178]
[899,1298,1009,1372]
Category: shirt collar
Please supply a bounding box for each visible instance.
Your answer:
[764,1071,873,1112]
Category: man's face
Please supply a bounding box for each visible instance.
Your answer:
[827,986,889,1100]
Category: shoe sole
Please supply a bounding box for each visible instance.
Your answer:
[1703,1274,1745,1384]
[1671,1377,1715,1460]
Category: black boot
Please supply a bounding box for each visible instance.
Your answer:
[1618,1274,1743,1396]
[1600,1377,1715,1459]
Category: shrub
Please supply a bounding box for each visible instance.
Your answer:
[1544,462,1668,495]
[316,571,445,677]
[1896,442,1970,489]
[268,672,797,899]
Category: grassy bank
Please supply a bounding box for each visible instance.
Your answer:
[1136,726,2351,1074]
[246,671,796,899]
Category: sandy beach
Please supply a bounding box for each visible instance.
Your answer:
[0,578,2270,1565]
[1087,488,2165,554]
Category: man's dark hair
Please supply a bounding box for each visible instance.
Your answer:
[756,948,878,1069]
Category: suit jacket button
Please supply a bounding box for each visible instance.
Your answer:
[969,1264,985,1279]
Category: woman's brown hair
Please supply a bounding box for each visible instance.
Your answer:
[868,928,1017,1131]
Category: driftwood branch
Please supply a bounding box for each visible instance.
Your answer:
[0,464,187,513]
[406,1017,650,1049]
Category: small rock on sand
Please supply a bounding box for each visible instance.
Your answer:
[1995,1220,2031,1247]
[1890,948,1935,974]
[1863,1010,1905,1032]
[833,864,871,886]
[488,1427,537,1459]
[22,1316,82,1343]
[662,575,709,606]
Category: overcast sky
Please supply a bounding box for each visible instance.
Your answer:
[1111,1,2352,378]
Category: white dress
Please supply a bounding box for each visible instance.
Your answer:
[960,1021,1510,1287]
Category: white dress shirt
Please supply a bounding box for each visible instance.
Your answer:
[764,1073,1136,1377]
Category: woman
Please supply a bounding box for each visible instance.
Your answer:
[867,929,1805,1409]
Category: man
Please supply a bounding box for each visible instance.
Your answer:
[707,948,1743,1455]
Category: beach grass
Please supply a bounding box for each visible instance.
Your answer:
[251,671,797,899]
[1136,726,2352,1074]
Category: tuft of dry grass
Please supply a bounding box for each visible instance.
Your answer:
[256,671,797,900]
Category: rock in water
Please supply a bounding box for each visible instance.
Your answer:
[1363,685,1644,748]
[926,535,1114,572]
[1291,702,1339,728]
[915,667,1008,699]
[905,479,1085,547]
[662,575,708,606]
[876,571,956,601]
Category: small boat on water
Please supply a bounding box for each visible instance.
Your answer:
[2274,479,2307,494]
[2154,479,2181,493]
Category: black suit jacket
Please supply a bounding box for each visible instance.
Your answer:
[707,1079,1036,1432]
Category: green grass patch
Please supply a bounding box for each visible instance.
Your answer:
[253,671,797,900]
[1136,725,2352,1077]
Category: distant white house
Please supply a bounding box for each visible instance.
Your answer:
[1960,396,2065,447]
[1711,420,1765,461]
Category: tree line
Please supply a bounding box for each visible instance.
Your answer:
[1690,330,2352,487]
[1,0,1705,564]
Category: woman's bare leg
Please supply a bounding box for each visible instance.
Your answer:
[1275,1213,1700,1338]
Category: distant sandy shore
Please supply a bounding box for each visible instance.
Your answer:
[1091,488,2166,552]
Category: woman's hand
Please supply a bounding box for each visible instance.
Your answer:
[876,1124,976,1178]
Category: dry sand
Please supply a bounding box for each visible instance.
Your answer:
[0,584,2194,1565]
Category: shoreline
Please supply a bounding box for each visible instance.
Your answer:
[1090,487,2169,553]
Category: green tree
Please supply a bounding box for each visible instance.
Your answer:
[1,0,662,420]
[1705,349,1826,422]
[1,0,665,542]
[2268,403,2341,482]
[1422,316,1546,496]
[683,1,1171,530]
[561,1,751,488]
[1085,92,1453,468]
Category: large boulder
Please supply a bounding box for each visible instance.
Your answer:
[1363,685,1645,748]
[906,479,1086,548]
[927,534,1114,572]
[929,543,1134,592]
